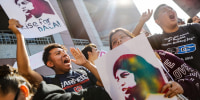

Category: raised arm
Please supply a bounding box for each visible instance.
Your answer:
[8,19,43,86]
[132,9,153,36]
[70,48,103,86]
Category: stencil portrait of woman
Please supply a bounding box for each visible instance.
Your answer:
[113,54,166,100]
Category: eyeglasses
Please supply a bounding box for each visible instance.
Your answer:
[14,88,20,100]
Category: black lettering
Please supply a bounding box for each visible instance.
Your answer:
[27,23,33,28]
[32,22,38,27]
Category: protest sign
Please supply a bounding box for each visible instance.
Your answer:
[0,0,67,38]
[95,34,173,100]
[99,49,107,57]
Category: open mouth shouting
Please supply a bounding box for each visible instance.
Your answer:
[63,58,71,65]
[168,12,176,21]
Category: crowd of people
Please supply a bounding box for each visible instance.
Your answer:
[1,3,200,100]
[187,15,200,24]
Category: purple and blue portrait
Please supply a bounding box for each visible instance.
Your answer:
[15,0,55,21]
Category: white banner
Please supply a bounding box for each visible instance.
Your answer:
[0,0,67,38]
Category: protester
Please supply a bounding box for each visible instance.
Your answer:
[146,4,200,73]
[9,18,102,89]
[8,19,111,100]
[0,64,34,100]
[109,28,200,100]
[81,43,100,65]
[133,4,200,72]
[187,15,200,23]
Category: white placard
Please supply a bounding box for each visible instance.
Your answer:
[0,0,67,38]
[95,34,172,100]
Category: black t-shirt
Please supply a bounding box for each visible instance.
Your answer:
[33,81,111,100]
[43,67,97,92]
[148,23,200,71]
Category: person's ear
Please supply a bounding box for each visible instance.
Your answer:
[87,51,92,55]
[46,60,54,68]
[87,51,92,59]
[20,85,29,97]
[155,19,160,25]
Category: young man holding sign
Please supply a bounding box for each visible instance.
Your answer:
[8,19,111,100]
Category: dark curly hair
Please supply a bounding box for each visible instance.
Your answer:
[42,43,67,66]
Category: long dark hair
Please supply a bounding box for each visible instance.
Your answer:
[0,65,34,97]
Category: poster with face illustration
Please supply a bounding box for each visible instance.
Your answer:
[0,0,67,38]
[95,34,176,100]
